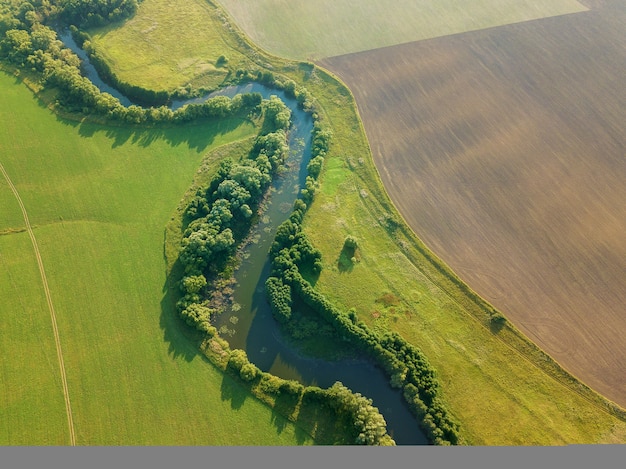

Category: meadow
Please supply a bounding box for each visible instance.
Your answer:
[215,0,587,59]
[86,0,257,92]
[0,70,314,444]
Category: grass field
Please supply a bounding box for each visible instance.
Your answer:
[320,0,626,409]
[86,0,255,91]
[0,70,315,445]
[216,0,587,59]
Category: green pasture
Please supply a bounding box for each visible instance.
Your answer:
[0,70,313,445]
[87,0,255,92]
[216,0,588,59]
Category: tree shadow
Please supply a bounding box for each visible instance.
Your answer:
[77,115,251,151]
[489,316,507,334]
[270,391,299,435]
[220,373,248,410]
[336,246,356,273]
[295,396,345,445]
[159,256,204,363]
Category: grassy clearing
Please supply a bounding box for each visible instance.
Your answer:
[87,0,255,91]
[79,0,626,444]
[216,0,587,59]
[0,70,314,445]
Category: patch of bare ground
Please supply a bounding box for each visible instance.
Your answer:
[320,1,626,406]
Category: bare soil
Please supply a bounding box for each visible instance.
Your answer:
[320,1,626,407]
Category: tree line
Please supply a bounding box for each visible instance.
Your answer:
[263,124,461,445]
[174,93,395,445]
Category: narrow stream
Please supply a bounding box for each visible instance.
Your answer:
[58,33,428,445]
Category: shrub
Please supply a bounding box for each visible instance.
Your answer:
[239,363,259,382]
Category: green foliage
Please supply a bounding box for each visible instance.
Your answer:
[180,274,207,295]
[59,0,139,28]
[180,303,214,331]
[344,235,358,250]
[240,362,259,381]
[326,382,395,445]
[265,276,293,323]
[263,94,291,130]
[306,155,324,179]
[216,54,228,66]
[227,348,249,372]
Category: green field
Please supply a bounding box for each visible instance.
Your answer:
[0,70,316,445]
[216,0,588,59]
[87,0,256,92]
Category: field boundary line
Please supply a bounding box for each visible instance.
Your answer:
[365,189,626,422]
[0,161,76,446]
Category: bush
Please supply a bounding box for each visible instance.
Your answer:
[344,235,358,250]
[239,363,259,381]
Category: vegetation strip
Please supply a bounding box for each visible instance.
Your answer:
[0,161,76,446]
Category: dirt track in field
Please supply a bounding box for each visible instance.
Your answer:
[320,1,626,407]
[0,162,76,445]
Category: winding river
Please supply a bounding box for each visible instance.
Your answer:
[59,31,427,445]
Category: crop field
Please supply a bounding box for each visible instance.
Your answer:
[320,1,626,407]
[0,71,314,445]
[216,0,587,59]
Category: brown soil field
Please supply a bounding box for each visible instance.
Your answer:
[320,0,626,407]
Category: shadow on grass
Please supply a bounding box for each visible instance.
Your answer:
[77,115,250,151]
[270,392,299,435]
[489,317,507,334]
[295,397,347,445]
[159,256,204,363]
[336,246,355,273]
[220,373,248,410]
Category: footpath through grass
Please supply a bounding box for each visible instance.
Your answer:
[0,70,314,445]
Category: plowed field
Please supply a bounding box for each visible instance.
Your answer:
[320,1,626,406]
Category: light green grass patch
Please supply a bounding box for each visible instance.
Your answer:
[0,232,69,445]
[217,0,588,59]
[87,0,253,91]
[0,71,312,445]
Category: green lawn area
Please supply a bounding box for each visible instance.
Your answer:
[0,70,313,445]
[87,0,255,92]
[216,0,588,59]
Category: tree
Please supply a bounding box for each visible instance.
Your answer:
[344,235,358,250]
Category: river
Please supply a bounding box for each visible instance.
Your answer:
[58,31,428,445]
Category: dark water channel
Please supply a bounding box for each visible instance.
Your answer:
[58,33,427,444]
